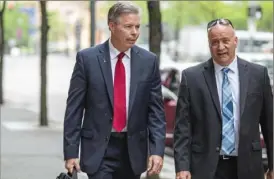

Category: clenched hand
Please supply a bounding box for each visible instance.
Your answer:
[65,158,81,174]
[176,171,191,179]
[147,155,163,176]
[266,170,274,179]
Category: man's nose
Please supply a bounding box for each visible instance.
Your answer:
[218,42,225,50]
[131,28,138,35]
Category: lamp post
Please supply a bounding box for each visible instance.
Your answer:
[247,1,262,52]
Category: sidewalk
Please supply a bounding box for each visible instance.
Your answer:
[1,105,66,179]
[1,104,175,179]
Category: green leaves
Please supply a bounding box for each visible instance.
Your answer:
[47,10,67,42]
[160,1,272,32]
[257,1,273,32]
[4,2,29,46]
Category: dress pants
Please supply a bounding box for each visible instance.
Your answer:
[214,156,238,179]
[88,133,141,179]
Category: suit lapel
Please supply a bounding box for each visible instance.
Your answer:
[128,46,141,118]
[203,59,222,120]
[97,40,114,108]
[238,57,249,118]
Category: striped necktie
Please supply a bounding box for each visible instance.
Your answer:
[221,67,235,154]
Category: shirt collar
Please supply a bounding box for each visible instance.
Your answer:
[213,56,238,73]
[108,38,131,60]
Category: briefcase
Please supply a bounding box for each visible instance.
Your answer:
[56,168,77,179]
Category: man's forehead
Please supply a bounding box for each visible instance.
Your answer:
[117,13,140,23]
[208,25,235,38]
[119,13,140,19]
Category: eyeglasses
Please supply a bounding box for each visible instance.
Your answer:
[207,18,234,31]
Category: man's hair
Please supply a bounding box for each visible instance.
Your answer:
[107,1,140,24]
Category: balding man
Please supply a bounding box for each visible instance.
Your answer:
[173,18,273,179]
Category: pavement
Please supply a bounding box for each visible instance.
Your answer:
[1,104,175,179]
[1,54,176,179]
[1,105,65,179]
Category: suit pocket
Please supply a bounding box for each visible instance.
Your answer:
[247,92,262,98]
[251,141,261,151]
[191,144,203,153]
[246,92,263,108]
[81,129,94,139]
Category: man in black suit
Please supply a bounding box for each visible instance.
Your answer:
[174,19,273,179]
[63,2,166,179]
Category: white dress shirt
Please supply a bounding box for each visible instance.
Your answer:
[213,57,240,156]
[109,39,131,132]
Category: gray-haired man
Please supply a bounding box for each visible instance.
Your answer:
[63,2,166,179]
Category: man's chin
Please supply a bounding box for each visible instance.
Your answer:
[214,57,232,66]
[126,43,135,48]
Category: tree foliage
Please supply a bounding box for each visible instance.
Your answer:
[99,1,273,37]
[257,1,273,32]
[3,3,29,46]
[162,1,273,32]
[3,2,67,46]
[47,10,67,42]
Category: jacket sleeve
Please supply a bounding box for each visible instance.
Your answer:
[147,56,166,157]
[174,70,191,172]
[63,52,87,160]
[260,67,273,170]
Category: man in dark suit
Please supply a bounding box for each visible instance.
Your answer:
[63,2,166,179]
[174,19,273,179]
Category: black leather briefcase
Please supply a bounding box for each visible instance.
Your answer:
[56,168,78,179]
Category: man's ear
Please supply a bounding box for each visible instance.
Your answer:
[234,36,238,47]
[108,22,115,32]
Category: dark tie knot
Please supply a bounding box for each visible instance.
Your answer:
[117,52,125,60]
[222,67,230,74]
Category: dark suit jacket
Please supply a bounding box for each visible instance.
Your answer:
[174,57,273,179]
[63,40,166,175]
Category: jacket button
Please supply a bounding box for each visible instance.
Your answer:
[216,147,220,152]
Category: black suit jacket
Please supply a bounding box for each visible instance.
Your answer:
[63,40,166,175]
[174,57,273,179]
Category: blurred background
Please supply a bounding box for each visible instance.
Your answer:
[0,1,273,179]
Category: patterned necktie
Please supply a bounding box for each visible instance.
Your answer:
[113,52,126,132]
[221,67,235,154]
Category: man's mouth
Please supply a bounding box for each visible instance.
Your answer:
[217,52,228,56]
[127,39,136,44]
